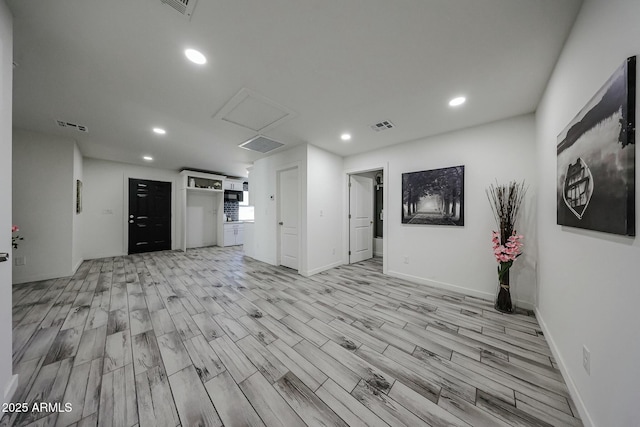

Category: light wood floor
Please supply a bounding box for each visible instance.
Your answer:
[4,246,582,427]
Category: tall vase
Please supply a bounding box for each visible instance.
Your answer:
[495,263,513,313]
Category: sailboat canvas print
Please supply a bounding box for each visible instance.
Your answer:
[557,56,636,236]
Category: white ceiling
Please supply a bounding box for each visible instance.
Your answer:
[8,0,582,177]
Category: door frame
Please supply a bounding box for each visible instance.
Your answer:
[344,163,389,275]
[122,173,177,255]
[276,164,302,273]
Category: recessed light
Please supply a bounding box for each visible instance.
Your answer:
[185,48,207,65]
[341,133,352,141]
[143,156,153,161]
[449,96,466,107]
[152,127,166,135]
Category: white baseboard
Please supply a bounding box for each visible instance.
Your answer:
[305,260,344,277]
[12,270,73,285]
[387,270,535,310]
[73,258,84,274]
[534,308,594,427]
[3,374,18,403]
[13,257,85,285]
[84,252,126,260]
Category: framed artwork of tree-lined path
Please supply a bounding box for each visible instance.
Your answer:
[402,165,464,226]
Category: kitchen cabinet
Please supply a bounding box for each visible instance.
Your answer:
[223,223,244,246]
[224,180,244,191]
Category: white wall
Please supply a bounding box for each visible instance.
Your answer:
[535,0,640,425]
[344,114,537,307]
[81,158,181,259]
[248,144,307,267]
[306,145,344,275]
[0,0,17,402]
[12,130,75,284]
[72,143,83,272]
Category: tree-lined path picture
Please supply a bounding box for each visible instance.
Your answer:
[402,165,464,225]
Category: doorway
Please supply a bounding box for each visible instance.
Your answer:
[128,178,172,254]
[277,167,299,270]
[349,170,384,264]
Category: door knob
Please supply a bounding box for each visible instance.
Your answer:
[129,215,134,218]
[278,222,284,225]
[129,220,134,223]
[0,253,8,262]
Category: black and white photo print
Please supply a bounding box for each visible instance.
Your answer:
[402,165,464,226]
[557,56,636,236]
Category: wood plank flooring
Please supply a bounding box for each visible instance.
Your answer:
[3,246,582,427]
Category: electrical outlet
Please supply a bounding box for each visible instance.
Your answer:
[15,256,26,266]
[320,210,324,217]
[332,248,336,255]
[583,345,590,375]
[403,256,409,264]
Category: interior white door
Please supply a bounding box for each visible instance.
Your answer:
[349,175,374,263]
[279,168,299,270]
[0,33,15,399]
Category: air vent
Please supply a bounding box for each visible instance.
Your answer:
[239,135,285,154]
[161,0,198,18]
[56,120,88,133]
[371,120,395,132]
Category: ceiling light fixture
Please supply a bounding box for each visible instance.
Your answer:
[152,127,166,135]
[143,156,153,161]
[449,96,466,107]
[185,48,207,65]
[341,133,352,141]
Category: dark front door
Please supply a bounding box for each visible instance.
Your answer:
[128,178,172,254]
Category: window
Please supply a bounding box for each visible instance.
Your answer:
[238,191,254,221]
[239,191,249,206]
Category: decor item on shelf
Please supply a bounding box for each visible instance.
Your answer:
[557,56,636,236]
[487,180,527,313]
[12,225,23,249]
[401,165,464,225]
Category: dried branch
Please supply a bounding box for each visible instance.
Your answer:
[486,180,527,244]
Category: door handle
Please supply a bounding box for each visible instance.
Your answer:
[0,253,8,262]
[278,222,284,225]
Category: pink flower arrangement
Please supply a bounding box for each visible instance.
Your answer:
[12,225,23,249]
[491,231,523,264]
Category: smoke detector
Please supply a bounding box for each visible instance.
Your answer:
[160,0,199,18]
[56,120,88,133]
[239,135,285,154]
[371,120,395,132]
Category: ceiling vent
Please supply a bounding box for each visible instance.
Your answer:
[161,0,198,18]
[214,88,295,133]
[239,135,285,154]
[371,120,395,132]
[56,120,88,133]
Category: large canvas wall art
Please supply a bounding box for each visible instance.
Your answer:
[402,165,464,226]
[557,56,636,236]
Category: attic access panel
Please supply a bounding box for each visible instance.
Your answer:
[214,88,295,133]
